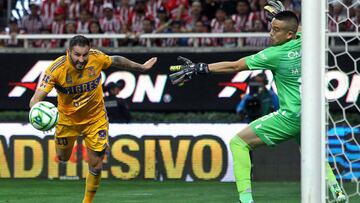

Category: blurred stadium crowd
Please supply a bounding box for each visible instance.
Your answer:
[0,0,359,48]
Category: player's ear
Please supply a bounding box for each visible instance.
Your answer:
[286,30,295,40]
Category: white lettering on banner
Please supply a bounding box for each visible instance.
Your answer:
[105,71,137,98]
[219,69,359,103]
[132,75,167,103]
[0,123,246,181]
[325,71,349,100]
[8,61,168,103]
[218,70,275,98]
[8,61,53,97]
[103,72,167,102]
[346,74,360,103]
[7,60,360,103]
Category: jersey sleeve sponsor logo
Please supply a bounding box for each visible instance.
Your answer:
[55,75,101,94]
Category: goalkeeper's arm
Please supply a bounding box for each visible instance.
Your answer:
[207,58,249,73]
[169,56,249,85]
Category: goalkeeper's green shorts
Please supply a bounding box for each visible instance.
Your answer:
[249,109,301,146]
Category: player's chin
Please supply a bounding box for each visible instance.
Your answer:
[75,64,85,70]
[270,40,280,46]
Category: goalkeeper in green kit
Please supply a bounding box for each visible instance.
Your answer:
[169,1,346,203]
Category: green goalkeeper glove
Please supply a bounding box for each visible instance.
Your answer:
[264,0,285,22]
[169,56,210,85]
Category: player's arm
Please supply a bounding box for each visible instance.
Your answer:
[169,56,249,85]
[208,58,249,73]
[29,89,48,108]
[110,56,157,72]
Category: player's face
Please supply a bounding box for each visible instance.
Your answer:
[68,45,90,71]
[270,19,294,46]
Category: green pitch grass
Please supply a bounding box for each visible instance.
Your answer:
[0,179,358,203]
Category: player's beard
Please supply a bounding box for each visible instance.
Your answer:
[70,55,87,71]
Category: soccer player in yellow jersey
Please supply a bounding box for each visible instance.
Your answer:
[29,35,157,203]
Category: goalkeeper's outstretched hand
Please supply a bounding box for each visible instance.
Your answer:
[169,56,209,85]
[264,0,285,22]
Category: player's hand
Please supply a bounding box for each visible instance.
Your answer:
[169,56,209,85]
[264,0,285,22]
[142,57,157,71]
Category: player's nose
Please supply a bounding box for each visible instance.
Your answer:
[78,56,84,63]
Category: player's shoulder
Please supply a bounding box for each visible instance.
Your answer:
[47,55,66,74]
[89,48,107,56]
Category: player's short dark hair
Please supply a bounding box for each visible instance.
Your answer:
[274,11,299,33]
[69,35,90,49]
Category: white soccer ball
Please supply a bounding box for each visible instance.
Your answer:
[29,101,59,131]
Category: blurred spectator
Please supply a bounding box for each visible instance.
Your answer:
[99,2,121,47]
[343,0,356,18]
[51,6,66,34]
[165,0,189,21]
[129,0,148,33]
[145,0,165,20]
[136,18,159,46]
[155,6,172,33]
[65,20,77,34]
[62,20,77,48]
[244,19,270,47]
[249,0,270,31]
[210,8,226,33]
[184,0,208,32]
[328,1,354,45]
[347,5,360,45]
[187,20,213,47]
[350,5,360,31]
[210,8,227,45]
[231,0,252,32]
[2,18,24,47]
[76,10,91,34]
[50,6,66,48]
[40,0,57,28]
[21,1,45,34]
[236,73,279,123]
[100,3,121,32]
[328,1,348,32]
[219,17,238,47]
[282,0,301,19]
[104,81,132,123]
[33,27,53,48]
[88,20,112,48]
[89,0,105,20]
[163,20,188,46]
[68,0,89,20]
[115,0,133,29]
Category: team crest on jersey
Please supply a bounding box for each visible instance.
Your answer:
[66,74,72,84]
[88,66,95,77]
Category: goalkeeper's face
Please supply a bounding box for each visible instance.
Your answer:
[269,19,295,46]
[68,45,90,71]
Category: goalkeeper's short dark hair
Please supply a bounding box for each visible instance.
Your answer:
[69,35,91,49]
[274,11,299,33]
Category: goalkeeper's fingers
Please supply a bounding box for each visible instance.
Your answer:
[169,71,186,85]
[177,56,193,65]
